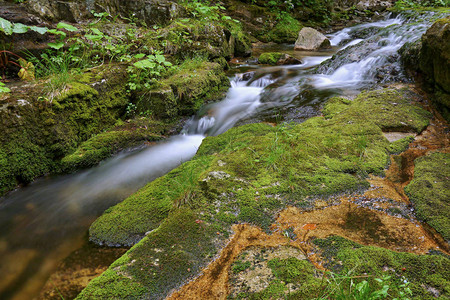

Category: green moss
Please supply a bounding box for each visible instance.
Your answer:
[264,15,303,43]
[314,235,450,299]
[89,155,214,246]
[231,257,322,299]
[231,260,252,274]
[78,209,220,300]
[324,89,432,133]
[388,136,415,154]
[405,152,450,242]
[137,61,230,119]
[61,129,162,172]
[258,52,283,65]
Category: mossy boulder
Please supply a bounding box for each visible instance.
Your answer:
[258,52,302,65]
[405,152,450,243]
[419,17,450,119]
[136,61,230,119]
[79,88,432,299]
[258,52,284,65]
[152,17,251,60]
[0,66,129,195]
[323,89,431,133]
[61,119,166,172]
[420,17,450,93]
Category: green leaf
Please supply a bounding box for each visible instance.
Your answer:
[57,22,78,32]
[155,54,165,64]
[85,34,103,41]
[0,17,13,35]
[163,61,173,67]
[12,23,29,34]
[134,53,146,59]
[133,59,156,69]
[48,29,67,38]
[91,28,103,36]
[48,42,65,50]
[29,26,48,34]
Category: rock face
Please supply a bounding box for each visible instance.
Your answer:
[418,17,450,120]
[420,17,450,94]
[355,0,394,11]
[25,0,184,25]
[294,27,331,51]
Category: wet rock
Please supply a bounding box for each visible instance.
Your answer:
[294,27,331,51]
[258,52,302,65]
[420,17,450,93]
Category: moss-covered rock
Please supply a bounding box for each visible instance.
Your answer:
[151,16,252,60]
[258,52,284,65]
[136,61,230,119]
[264,14,303,44]
[228,235,450,299]
[420,17,450,93]
[0,65,129,195]
[61,119,165,172]
[419,17,450,120]
[258,52,302,65]
[405,152,450,243]
[323,89,431,133]
[79,88,432,299]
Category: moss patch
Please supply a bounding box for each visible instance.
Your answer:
[258,52,283,65]
[313,235,450,299]
[264,15,303,44]
[61,119,165,172]
[136,61,230,119]
[405,152,450,242]
[323,89,431,133]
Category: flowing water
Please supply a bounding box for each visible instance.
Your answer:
[0,11,444,299]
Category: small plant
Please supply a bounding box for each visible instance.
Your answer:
[125,102,137,117]
[127,52,173,92]
[0,81,10,93]
[316,272,390,299]
[231,260,251,274]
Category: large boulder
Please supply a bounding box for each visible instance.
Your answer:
[294,27,331,51]
[418,17,450,120]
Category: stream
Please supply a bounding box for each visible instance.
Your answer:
[0,11,443,299]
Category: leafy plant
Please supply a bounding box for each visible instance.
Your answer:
[127,52,173,92]
[0,81,10,93]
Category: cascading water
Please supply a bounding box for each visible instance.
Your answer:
[0,11,444,299]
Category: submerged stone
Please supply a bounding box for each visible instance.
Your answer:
[258,52,302,65]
